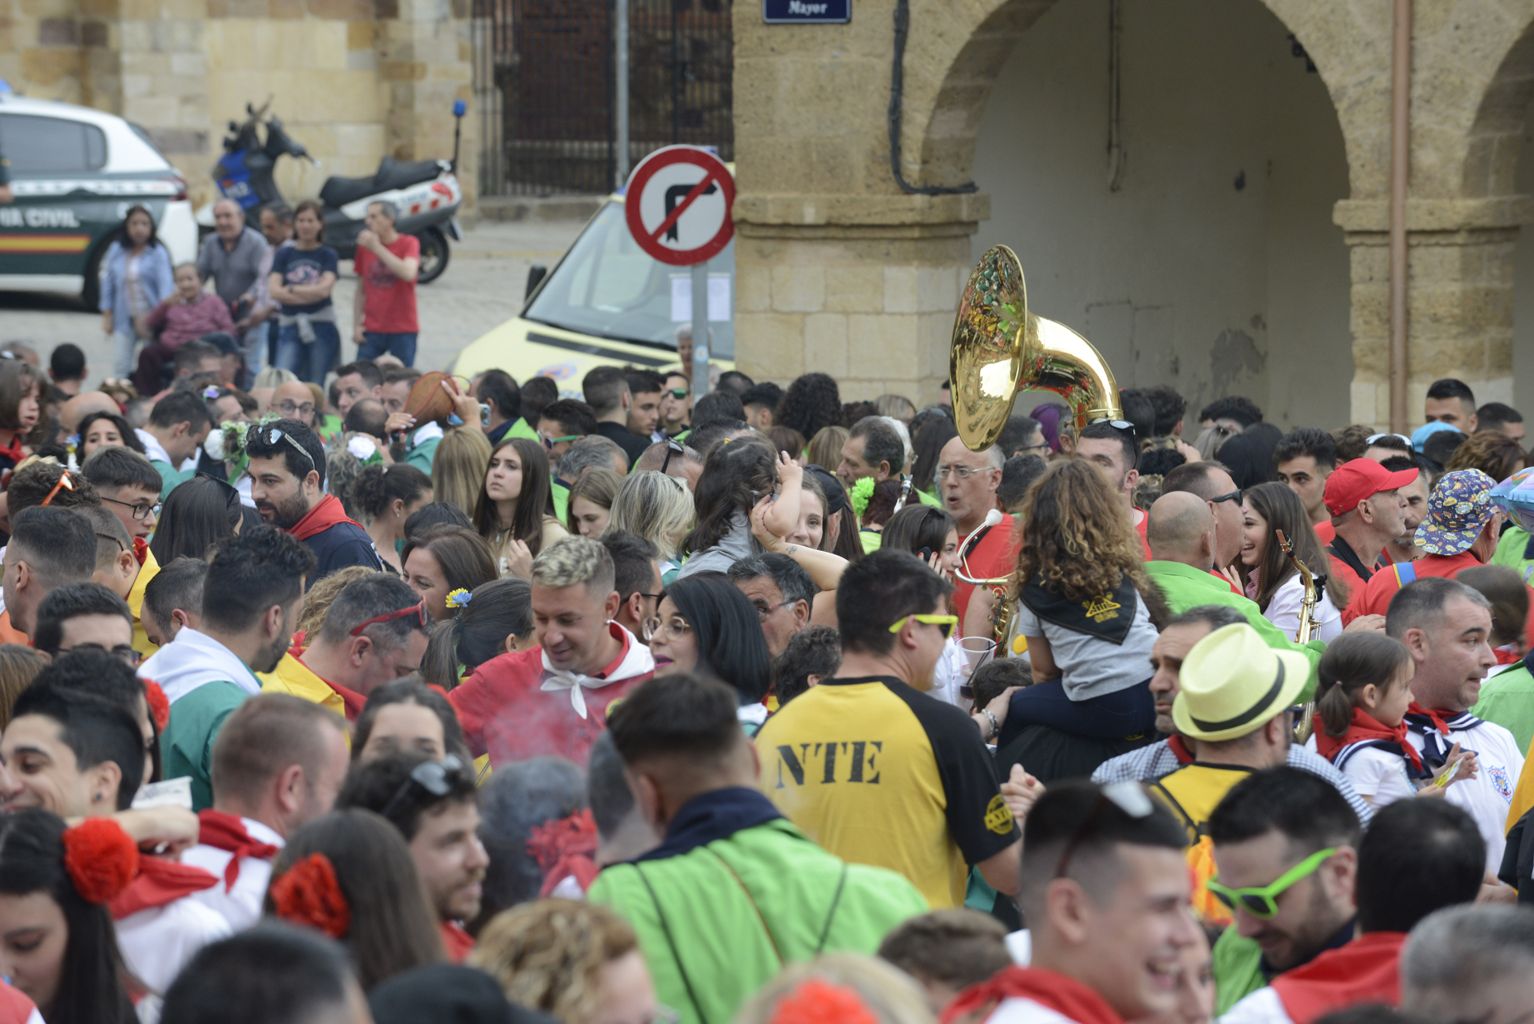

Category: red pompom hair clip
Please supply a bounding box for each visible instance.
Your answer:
[527,809,599,897]
[142,680,170,733]
[270,853,351,940]
[769,980,879,1024]
[63,819,140,905]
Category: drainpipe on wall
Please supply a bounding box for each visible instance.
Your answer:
[1388,0,1412,432]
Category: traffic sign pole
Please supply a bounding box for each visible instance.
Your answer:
[691,259,709,399]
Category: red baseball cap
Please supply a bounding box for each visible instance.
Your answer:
[1323,457,1419,518]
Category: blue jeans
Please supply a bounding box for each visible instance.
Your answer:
[276,320,341,384]
[359,331,417,366]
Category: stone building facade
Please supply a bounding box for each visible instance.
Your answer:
[732,0,1534,428]
[1,0,473,209]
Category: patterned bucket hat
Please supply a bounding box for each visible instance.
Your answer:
[1416,469,1497,556]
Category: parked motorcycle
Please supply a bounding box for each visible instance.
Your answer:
[202,98,466,284]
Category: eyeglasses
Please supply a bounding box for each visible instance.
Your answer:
[666,387,689,400]
[1206,847,1338,919]
[101,495,162,521]
[249,423,316,471]
[659,438,687,475]
[643,613,692,643]
[887,613,958,639]
[57,642,142,667]
[349,602,429,636]
[1054,782,1156,879]
[275,400,316,418]
[936,464,990,481]
[540,432,580,450]
[751,597,795,620]
[39,471,75,507]
[1209,489,1243,505]
[379,754,471,821]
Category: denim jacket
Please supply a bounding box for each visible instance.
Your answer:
[99,240,175,336]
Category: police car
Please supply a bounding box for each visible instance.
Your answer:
[0,93,198,308]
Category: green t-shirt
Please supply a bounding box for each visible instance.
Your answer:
[1212,924,1267,1014]
[403,435,441,475]
[152,460,189,501]
[1145,560,1324,697]
[162,681,247,810]
[1474,664,1534,754]
[509,417,539,442]
[551,481,570,524]
[1492,524,1534,585]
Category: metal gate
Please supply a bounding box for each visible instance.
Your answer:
[472,0,733,197]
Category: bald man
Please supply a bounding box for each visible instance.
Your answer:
[1144,492,1357,687]
[270,380,318,430]
[61,391,121,433]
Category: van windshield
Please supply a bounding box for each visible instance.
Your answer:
[523,200,735,359]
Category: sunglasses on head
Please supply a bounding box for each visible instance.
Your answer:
[249,423,316,471]
[349,602,429,636]
[379,754,470,821]
[659,438,687,475]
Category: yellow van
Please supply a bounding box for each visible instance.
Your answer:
[453,191,735,390]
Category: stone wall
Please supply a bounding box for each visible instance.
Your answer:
[733,0,1534,429]
[1,0,472,210]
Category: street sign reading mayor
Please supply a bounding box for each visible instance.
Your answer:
[763,0,850,24]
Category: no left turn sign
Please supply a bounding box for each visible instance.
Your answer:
[624,146,735,267]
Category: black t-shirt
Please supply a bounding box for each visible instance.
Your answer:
[595,421,650,466]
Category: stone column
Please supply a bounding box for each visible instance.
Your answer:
[734,192,987,403]
[1334,196,1531,428]
[375,0,476,205]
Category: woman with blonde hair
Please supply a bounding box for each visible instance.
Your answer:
[1003,458,1166,738]
[0,644,47,731]
[607,470,694,581]
[805,425,848,474]
[471,900,661,1024]
[566,467,622,538]
[432,427,492,518]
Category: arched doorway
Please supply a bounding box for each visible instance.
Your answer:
[967,0,1351,427]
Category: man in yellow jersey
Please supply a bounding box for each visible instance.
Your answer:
[757,548,1021,908]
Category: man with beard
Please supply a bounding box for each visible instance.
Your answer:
[145,526,316,809]
[244,418,382,581]
[337,751,489,961]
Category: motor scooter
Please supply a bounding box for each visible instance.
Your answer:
[200,98,466,283]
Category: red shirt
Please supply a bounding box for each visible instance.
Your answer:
[1270,932,1406,1023]
[448,626,652,766]
[952,513,1018,625]
[355,234,420,332]
[1350,551,1482,620]
[1314,519,1336,545]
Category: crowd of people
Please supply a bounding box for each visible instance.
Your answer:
[3,204,1534,1024]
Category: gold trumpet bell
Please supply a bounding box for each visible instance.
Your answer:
[950,245,1122,451]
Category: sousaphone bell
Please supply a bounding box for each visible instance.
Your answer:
[950,244,1122,451]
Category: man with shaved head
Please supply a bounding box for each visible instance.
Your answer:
[1143,492,1354,679]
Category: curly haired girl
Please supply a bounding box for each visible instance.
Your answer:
[1005,458,1167,738]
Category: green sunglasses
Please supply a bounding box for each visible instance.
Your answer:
[1206,846,1338,919]
[666,387,689,399]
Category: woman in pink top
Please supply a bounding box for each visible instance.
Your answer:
[134,263,234,393]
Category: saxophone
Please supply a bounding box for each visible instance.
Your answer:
[1277,529,1323,741]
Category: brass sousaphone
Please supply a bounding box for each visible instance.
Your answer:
[950,244,1122,451]
[948,245,1124,644]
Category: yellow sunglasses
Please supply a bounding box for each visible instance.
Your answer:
[887,613,958,639]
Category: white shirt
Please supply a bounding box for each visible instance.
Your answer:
[139,627,263,703]
[135,427,173,467]
[928,637,972,708]
[989,1000,1080,1024]
[1220,987,1292,1024]
[1331,745,1418,808]
[116,896,232,995]
[1262,573,1343,642]
[183,817,284,931]
[1405,714,1525,872]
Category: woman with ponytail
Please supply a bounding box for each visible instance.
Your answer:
[352,463,433,574]
[266,809,443,991]
[0,810,139,1024]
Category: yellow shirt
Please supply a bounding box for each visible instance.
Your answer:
[259,651,346,720]
[755,675,1018,908]
[129,548,161,660]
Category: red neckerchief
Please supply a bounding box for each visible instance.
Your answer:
[294,652,368,721]
[441,920,475,962]
[1270,932,1407,1024]
[1314,708,1424,773]
[196,809,279,892]
[0,433,26,468]
[1169,734,1196,765]
[1494,646,1523,666]
[109,856,219,919]
[0,981,37,1024]
[1406,701,1454,736]
[942,967,1123,1024]
[289,494,362,542]
[132,536,149,567]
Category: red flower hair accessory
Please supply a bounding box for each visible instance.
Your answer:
[270,853,350,940]
[769,980,878,1024]
[131,536,149,568]
[527,809,598,897]
[142,680,170,733]
[62,819,140,905]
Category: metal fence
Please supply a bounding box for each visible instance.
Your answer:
[472,0,734,197]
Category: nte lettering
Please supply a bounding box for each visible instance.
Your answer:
[774,740,881,788]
